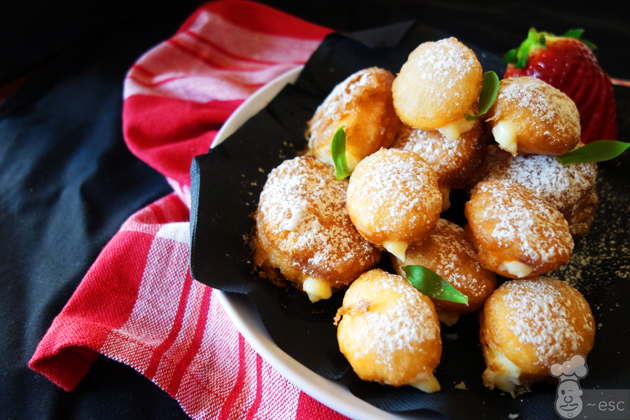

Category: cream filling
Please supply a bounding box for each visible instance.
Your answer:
[438,311,460,327]
[492,120,518,155]
[384,241,408,263]
[319,149,361,172]
[303,277,332,303]
[438,114,476,141]
[484,351,522,398]
[501,261,533,278]
[410,372,441,393]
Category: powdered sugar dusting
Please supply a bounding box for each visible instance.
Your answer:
[412,38,476,93]
[483,144,597,221]
[393,124,471,184]
[257,156,376,278]
[347,149,441,237]
[420,219,490,295]
[350,272,438,366]
[307,67,394,150]
[503,278,593,367]
[472,180,573,267]
[496,77,579,145]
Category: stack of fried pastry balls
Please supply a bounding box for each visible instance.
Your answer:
[253,38,596,396]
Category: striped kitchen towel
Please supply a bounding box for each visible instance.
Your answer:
[29,1,347,419]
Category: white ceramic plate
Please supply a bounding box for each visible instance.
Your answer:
[212,67,445,420]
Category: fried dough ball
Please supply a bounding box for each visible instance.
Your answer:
[485,77,580,156]
[465,180,574,279]
[392,118,486,211]
[336,269,441,392]
[307,67,400,171]
[470,144,598,236]
[391,219,497,326]
[392,38,483,137]
[480,277,595,397]
[254,156,381,303]
[346,149,442,262]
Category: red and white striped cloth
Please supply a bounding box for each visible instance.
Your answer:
[29,1,348,419]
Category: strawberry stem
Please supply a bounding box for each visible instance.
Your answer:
[503,28,596,68]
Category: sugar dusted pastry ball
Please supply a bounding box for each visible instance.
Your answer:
[346,148,442,262]
[254,156,381,303]
[336,269,441,392]
[307,67,400,171]
[391,219,497,326]
[392,37,483,136]
[480,277,595,397]
[392,119,486,210]
[465,180,574,279]
[472,143,598,236]
[486,77,580,156]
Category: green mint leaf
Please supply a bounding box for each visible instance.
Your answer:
[563,29,584,40]
[401,265,469,305]
[557,141,630,166]
[465,71,499,121]
[331,126,351,180]
[503,49,518,64]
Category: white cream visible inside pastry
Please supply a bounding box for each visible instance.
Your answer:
[501,261,533,278]
[439,185,451,212]
[410,372,441,393]
[384,241,408,263]
[492,120,517,155]
[438,114,476,141]
[303,277,333,303]
[319,150,362,172]
[483,351,522,398]
[438,311,460,327]
[345,151,361,172]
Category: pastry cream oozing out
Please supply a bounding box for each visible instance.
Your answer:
[319,150,362,172]
[483,351,522,398]
[411,372,441,393]
[492,120,517,155]
[501,261,533,278]
[438,311,460,327]
[303,277,333,303]
[384,241,408,262]
[437,113,476,141]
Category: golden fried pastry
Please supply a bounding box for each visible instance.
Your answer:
[485,77,580,156]
[391,219,497,326]
[254,156,381,302]
[307,67,400,171]
[471,143,598,236]
[465,180,574,279]
[336,269,441,392]
[480,277,595,397]
[392,37,483,138]
[392,118,487,210]
[346,148,442,262]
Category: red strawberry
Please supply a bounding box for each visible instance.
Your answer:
[503,28,617,144]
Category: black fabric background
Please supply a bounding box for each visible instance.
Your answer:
[1,1,629,419]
